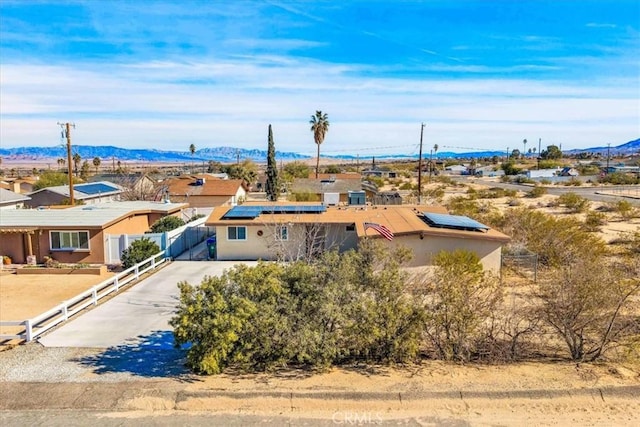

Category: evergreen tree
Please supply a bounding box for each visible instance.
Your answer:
[265,124,279,201]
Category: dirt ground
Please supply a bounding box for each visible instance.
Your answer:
[0,271,113,335]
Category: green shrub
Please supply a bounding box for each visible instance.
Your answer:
[446,196,480,217]
[170,242,423,374]
[120,237,160,269]
[423,185,445,200]
[501,162,521,176]
[557,192,590,213]
[538,160,562,169]
[615,200,635,219]
[513,176,535,184]
[367,176,385,188]
[150,216,185,233]
[399,182,414,190]
[599,172,640,185]
[582,211,607,232]
[289,192,320,202]
[527,186,547,198]
[563,177,582,186]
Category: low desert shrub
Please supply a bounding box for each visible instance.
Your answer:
[557,192,590,213]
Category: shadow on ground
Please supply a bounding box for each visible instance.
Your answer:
[73,330,196,380]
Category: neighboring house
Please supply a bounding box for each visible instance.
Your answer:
[526,169,558,179]
[0,201,188,265]
[308,173,362,180]
[361,167,398,179]
[559,167,579,177]
[444,165,467,174]
[289,177,375,203]
[164,175,247,207]
[88,173,158,200]
[474,166,504,177]
[0,177,38,194]
[205,203,510,272]
[371,191,403,205]
[25,181,123,208]
[0,188,31,209]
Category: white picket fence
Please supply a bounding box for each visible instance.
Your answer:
[0,251,168,343]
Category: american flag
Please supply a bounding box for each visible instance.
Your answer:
[363,222,394,241]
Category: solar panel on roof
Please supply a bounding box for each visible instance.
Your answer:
[222,206,262,219]
[74,183,119,195]
[264,205,326,214]
[421,212,489,232]
[222,205,326,219]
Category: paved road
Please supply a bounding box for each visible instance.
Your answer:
[38,261,257,348]
[458,178,640,205]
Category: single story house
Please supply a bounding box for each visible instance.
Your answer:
[289,177,375,204]
[0,177,38,194]
[88,173,159,200]
[205,203,510,272]
[164,175,247,207]
[0,201,188,265]
[0,188,31,210]
[25,181,123,208]
[361,167,399,179]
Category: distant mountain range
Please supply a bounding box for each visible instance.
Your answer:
[1,138,637,163]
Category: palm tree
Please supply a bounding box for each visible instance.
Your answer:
[92,157,101,175]
[189,144,196,173]
[72,153,81,177]
[57,158,65,170]
[309,110,330,179]
[523,139,527,158]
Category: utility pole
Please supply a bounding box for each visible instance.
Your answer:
[417,123,425,204]
[506,147,509,161]
[537,138,542,170]
[236,149,240,165]
[428,149,433,183]
[607,143,611,172]
[58,122,75,206]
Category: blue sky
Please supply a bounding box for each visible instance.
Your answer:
[1,0,638,155]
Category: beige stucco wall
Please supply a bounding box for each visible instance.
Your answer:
[213,223,502,272]
[387,234,503,273]
[39,228,105,264]
[0,233,24,263]
[215,223,358,261]
[104,214,151,235]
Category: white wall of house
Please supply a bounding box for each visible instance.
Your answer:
[214,222,503,272]
[386,234,503,273]
[215,223,358,261]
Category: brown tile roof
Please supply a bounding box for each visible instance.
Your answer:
[206,203,510,243]
[166,176,245,197]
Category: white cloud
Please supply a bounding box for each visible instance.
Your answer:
[1,57,637,153]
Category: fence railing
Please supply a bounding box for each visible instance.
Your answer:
[0,251,168,343]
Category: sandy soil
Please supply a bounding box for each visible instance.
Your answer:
[0,272,113,336]
[117,362,639,425]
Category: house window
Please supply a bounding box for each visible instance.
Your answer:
[50,231,90,251]
[227,226,247,241]
[277,225,288,241]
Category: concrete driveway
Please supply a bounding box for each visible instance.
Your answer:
[38,261,257,348]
